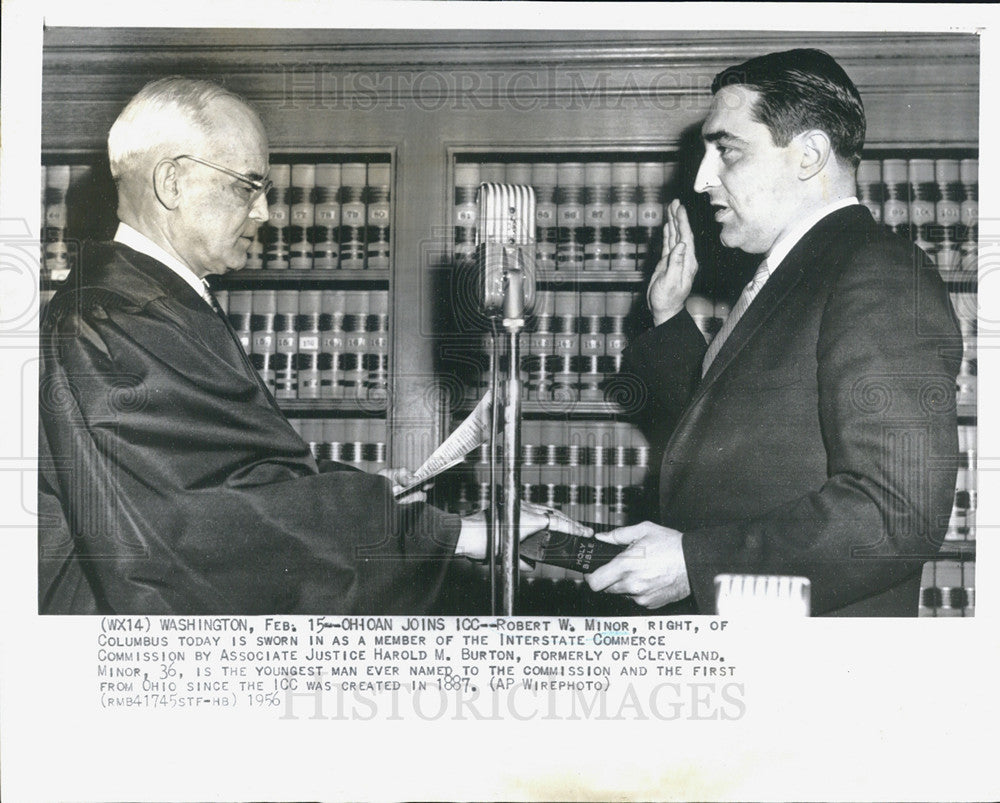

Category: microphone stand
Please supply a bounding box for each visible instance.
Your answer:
[499,259,526,616]
[476,183,535,616]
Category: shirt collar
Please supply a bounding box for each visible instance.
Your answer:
[765,196,860,273]
[113,221,209,302]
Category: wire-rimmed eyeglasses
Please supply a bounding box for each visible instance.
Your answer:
[173,154,273,206]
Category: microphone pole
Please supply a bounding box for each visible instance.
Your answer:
[475,183,536,616]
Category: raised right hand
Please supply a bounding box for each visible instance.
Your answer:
[648,200,699,325]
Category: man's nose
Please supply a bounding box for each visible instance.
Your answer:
[248,191,269,222]
[693,153,719,194]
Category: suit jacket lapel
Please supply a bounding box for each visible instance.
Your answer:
[654,260,805,498]
[699,255,807,388]
[658,206,866,490]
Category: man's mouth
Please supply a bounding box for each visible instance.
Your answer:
[712,204,732,223]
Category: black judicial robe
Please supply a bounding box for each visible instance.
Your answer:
[38,242,462,615]
[624,206,961,616]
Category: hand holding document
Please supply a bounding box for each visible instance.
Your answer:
[396,390,594,559]
[377,467,428,504]
[392,391,494,496]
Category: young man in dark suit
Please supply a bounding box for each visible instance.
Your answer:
[38,77,587,615]
[586,49,961,616]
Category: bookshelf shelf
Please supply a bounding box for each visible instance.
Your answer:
[453,400,642,418]
[537,271,646,285]
[937,542,976,561]
[957,403,977,419]
[214,270,390,287]
[939,270,977,286]
[278,399,388,416]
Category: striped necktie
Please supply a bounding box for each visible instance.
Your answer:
[702,259,770,376]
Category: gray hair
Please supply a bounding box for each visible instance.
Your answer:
[107,77,247,181]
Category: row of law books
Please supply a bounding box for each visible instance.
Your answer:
[452,155,978,273]
[949,290,977,412]
[40,160,394,279]
[215,288,389,402]
[42,154,978,282]
[919,559,974,617]
[946,424,977,545]
[40,164,87,282]
[289,418,387,475]
[444,420,653,545]
[244,162,392,271]
[857,157,977,271]
[463,420,652,474]
[454,160,678,272]
[466,290,644,403]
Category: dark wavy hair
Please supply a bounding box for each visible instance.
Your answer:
[712,49,866,168]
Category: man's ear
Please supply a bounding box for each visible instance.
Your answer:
[152,158,182,210]
[797,129,832,180]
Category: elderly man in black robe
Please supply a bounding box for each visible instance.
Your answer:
[38,77,586,615]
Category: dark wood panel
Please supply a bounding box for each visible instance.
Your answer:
[42,30,979,151]
[42,28,977,70]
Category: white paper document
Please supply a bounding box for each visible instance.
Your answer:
[393,391,493,495]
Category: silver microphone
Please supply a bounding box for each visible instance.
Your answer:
[475,182,536,320]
